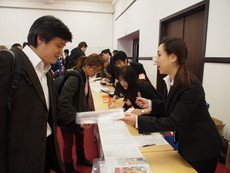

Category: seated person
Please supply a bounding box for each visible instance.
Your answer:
[109,50,149,106]
[118,66,162,116]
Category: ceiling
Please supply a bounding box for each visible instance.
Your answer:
[0,0,113,3]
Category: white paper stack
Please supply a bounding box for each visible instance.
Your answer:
[75,109,125,124]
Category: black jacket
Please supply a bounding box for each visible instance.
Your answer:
[67,47,85,69]
[0,48,75,173]
[122,80,162,112]
[64,55,70,70]
[138,79,220,162]
[114,62,149,97]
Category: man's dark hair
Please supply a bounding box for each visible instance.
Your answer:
[113,50,118,54]
[11,43,22,49]
[78,41,88,48]
[113,50,127,63]
[22,42,28,48]
[27,15,72,47]
[64,49,69,54]
[101,49,111,56]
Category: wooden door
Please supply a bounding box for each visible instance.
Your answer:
[157,1,208,95]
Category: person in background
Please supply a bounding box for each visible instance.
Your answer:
[118,66,162,116]
[100,48,118,84]
[67,41,88,69]
[22,42,28,48]
[0,45,7,50]
[112,49,118,56]
[108,50,149,107]
[121,37,220,173]
[59,54,104,173]
[11,43,22,49]
[64,49,70,71]
[0,15,83,173]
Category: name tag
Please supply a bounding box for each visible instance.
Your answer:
[139,73,146,80]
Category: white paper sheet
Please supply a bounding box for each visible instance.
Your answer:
[76,109,125,124]
[132,133,169,147]
[103,144,143,159]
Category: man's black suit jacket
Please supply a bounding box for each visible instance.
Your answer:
[138,79,220,162]
[0,48,75,173]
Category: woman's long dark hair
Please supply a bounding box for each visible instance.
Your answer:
[118,66,139,102]
[160,37,196,88]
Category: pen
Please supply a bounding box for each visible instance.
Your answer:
[142,144,156,147]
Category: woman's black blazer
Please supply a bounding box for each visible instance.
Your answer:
[138,79,220,162]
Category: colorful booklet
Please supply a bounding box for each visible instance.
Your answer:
[115,166,148,173]
[107,157,151,173]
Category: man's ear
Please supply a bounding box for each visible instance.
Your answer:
[36,35,43,45]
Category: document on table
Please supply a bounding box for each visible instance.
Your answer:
[132,133,169,147]
[98,121,131,136]
[89,81,114,93]
[76,109,124,124]
[89,81,102,92]
[103,144,143,159]
[98,120,143,159]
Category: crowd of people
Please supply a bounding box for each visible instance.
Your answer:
[0,15,221,173]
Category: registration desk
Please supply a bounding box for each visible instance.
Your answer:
[90,82,197,173]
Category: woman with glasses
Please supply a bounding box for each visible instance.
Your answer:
[121,37,220,173]
[59,54,103,173]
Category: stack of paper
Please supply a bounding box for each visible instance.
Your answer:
[76,109,125,124]
[98,121,143,159]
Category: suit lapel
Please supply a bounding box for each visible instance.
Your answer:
[17,49,47,109]
[47,71,54,111]
[165,86,176,111]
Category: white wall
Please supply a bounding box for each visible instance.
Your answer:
[113,0,202,87]
[203,63,230,139]
[205,0,230,57]
[0,1,114,55]
[203,0,230,139]
[113,0,230,139]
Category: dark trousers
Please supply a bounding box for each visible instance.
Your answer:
[44,135,63,173]
[188,157,218,173]
[61,128,84,163]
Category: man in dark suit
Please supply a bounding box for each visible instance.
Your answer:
[0,15,80,173]
[64,49,70,71]
[67,41,88,69]
[100,49,118,84]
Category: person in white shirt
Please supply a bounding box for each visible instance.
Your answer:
[0,15,87,173]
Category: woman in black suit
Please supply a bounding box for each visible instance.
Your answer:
[121,37,220,173]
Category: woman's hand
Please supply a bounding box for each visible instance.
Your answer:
[80,124,92,129]
[131,109,143,116]
[108,95,117,107]
[135,97,150,108]
[120,112,137,126]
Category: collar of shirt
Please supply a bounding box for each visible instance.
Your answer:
[22,45,51,73]
[163,75,174,94]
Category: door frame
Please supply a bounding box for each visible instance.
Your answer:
[157,0,209,93]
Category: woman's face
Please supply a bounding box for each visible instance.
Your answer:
[85,65,101,78]
[119,77,128,90]
[156,43,174,75]
[115,60,128,68]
